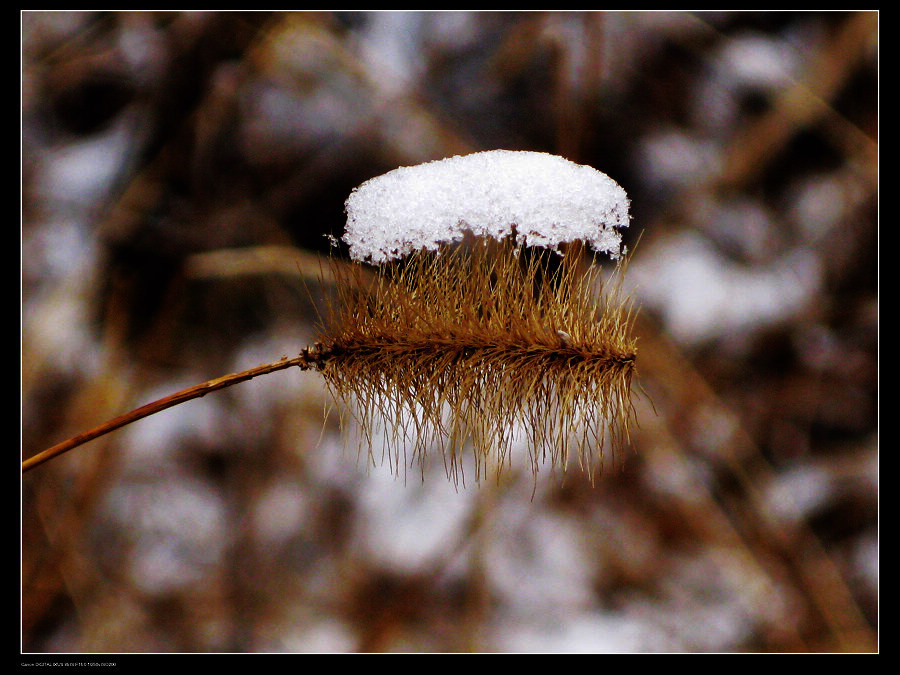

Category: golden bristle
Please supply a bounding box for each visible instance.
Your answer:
[318,237,638,485]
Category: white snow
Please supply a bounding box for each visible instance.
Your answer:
[343,150,630,264]
[629,231,822,345]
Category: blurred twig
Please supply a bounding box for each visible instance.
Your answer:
[718,11,877,192]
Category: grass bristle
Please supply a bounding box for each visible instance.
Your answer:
[318,237,637,485]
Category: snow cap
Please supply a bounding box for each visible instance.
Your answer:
[343,150,630,264]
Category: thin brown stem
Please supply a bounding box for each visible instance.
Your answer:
[22,344,333,474]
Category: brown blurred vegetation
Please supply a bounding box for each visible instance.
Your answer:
[21,11,877,652]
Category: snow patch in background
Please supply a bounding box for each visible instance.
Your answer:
[356,463,473,574]
[630,231,822,345]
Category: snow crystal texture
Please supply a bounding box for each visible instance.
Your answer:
[343,150,630,264]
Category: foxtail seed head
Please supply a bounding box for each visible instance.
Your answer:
[317,237,637,485]
[21,151,637,480]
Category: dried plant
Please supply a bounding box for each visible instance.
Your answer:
[320,237,637,484]
[23,151,638,483]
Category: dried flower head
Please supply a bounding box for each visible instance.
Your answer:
[319,150,638,484]
[21,151,638,482]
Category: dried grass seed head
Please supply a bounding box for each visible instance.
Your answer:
[322,150,637,484]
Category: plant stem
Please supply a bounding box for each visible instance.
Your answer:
[22,344,332,474]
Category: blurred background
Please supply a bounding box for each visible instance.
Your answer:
[21,11,877,653]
